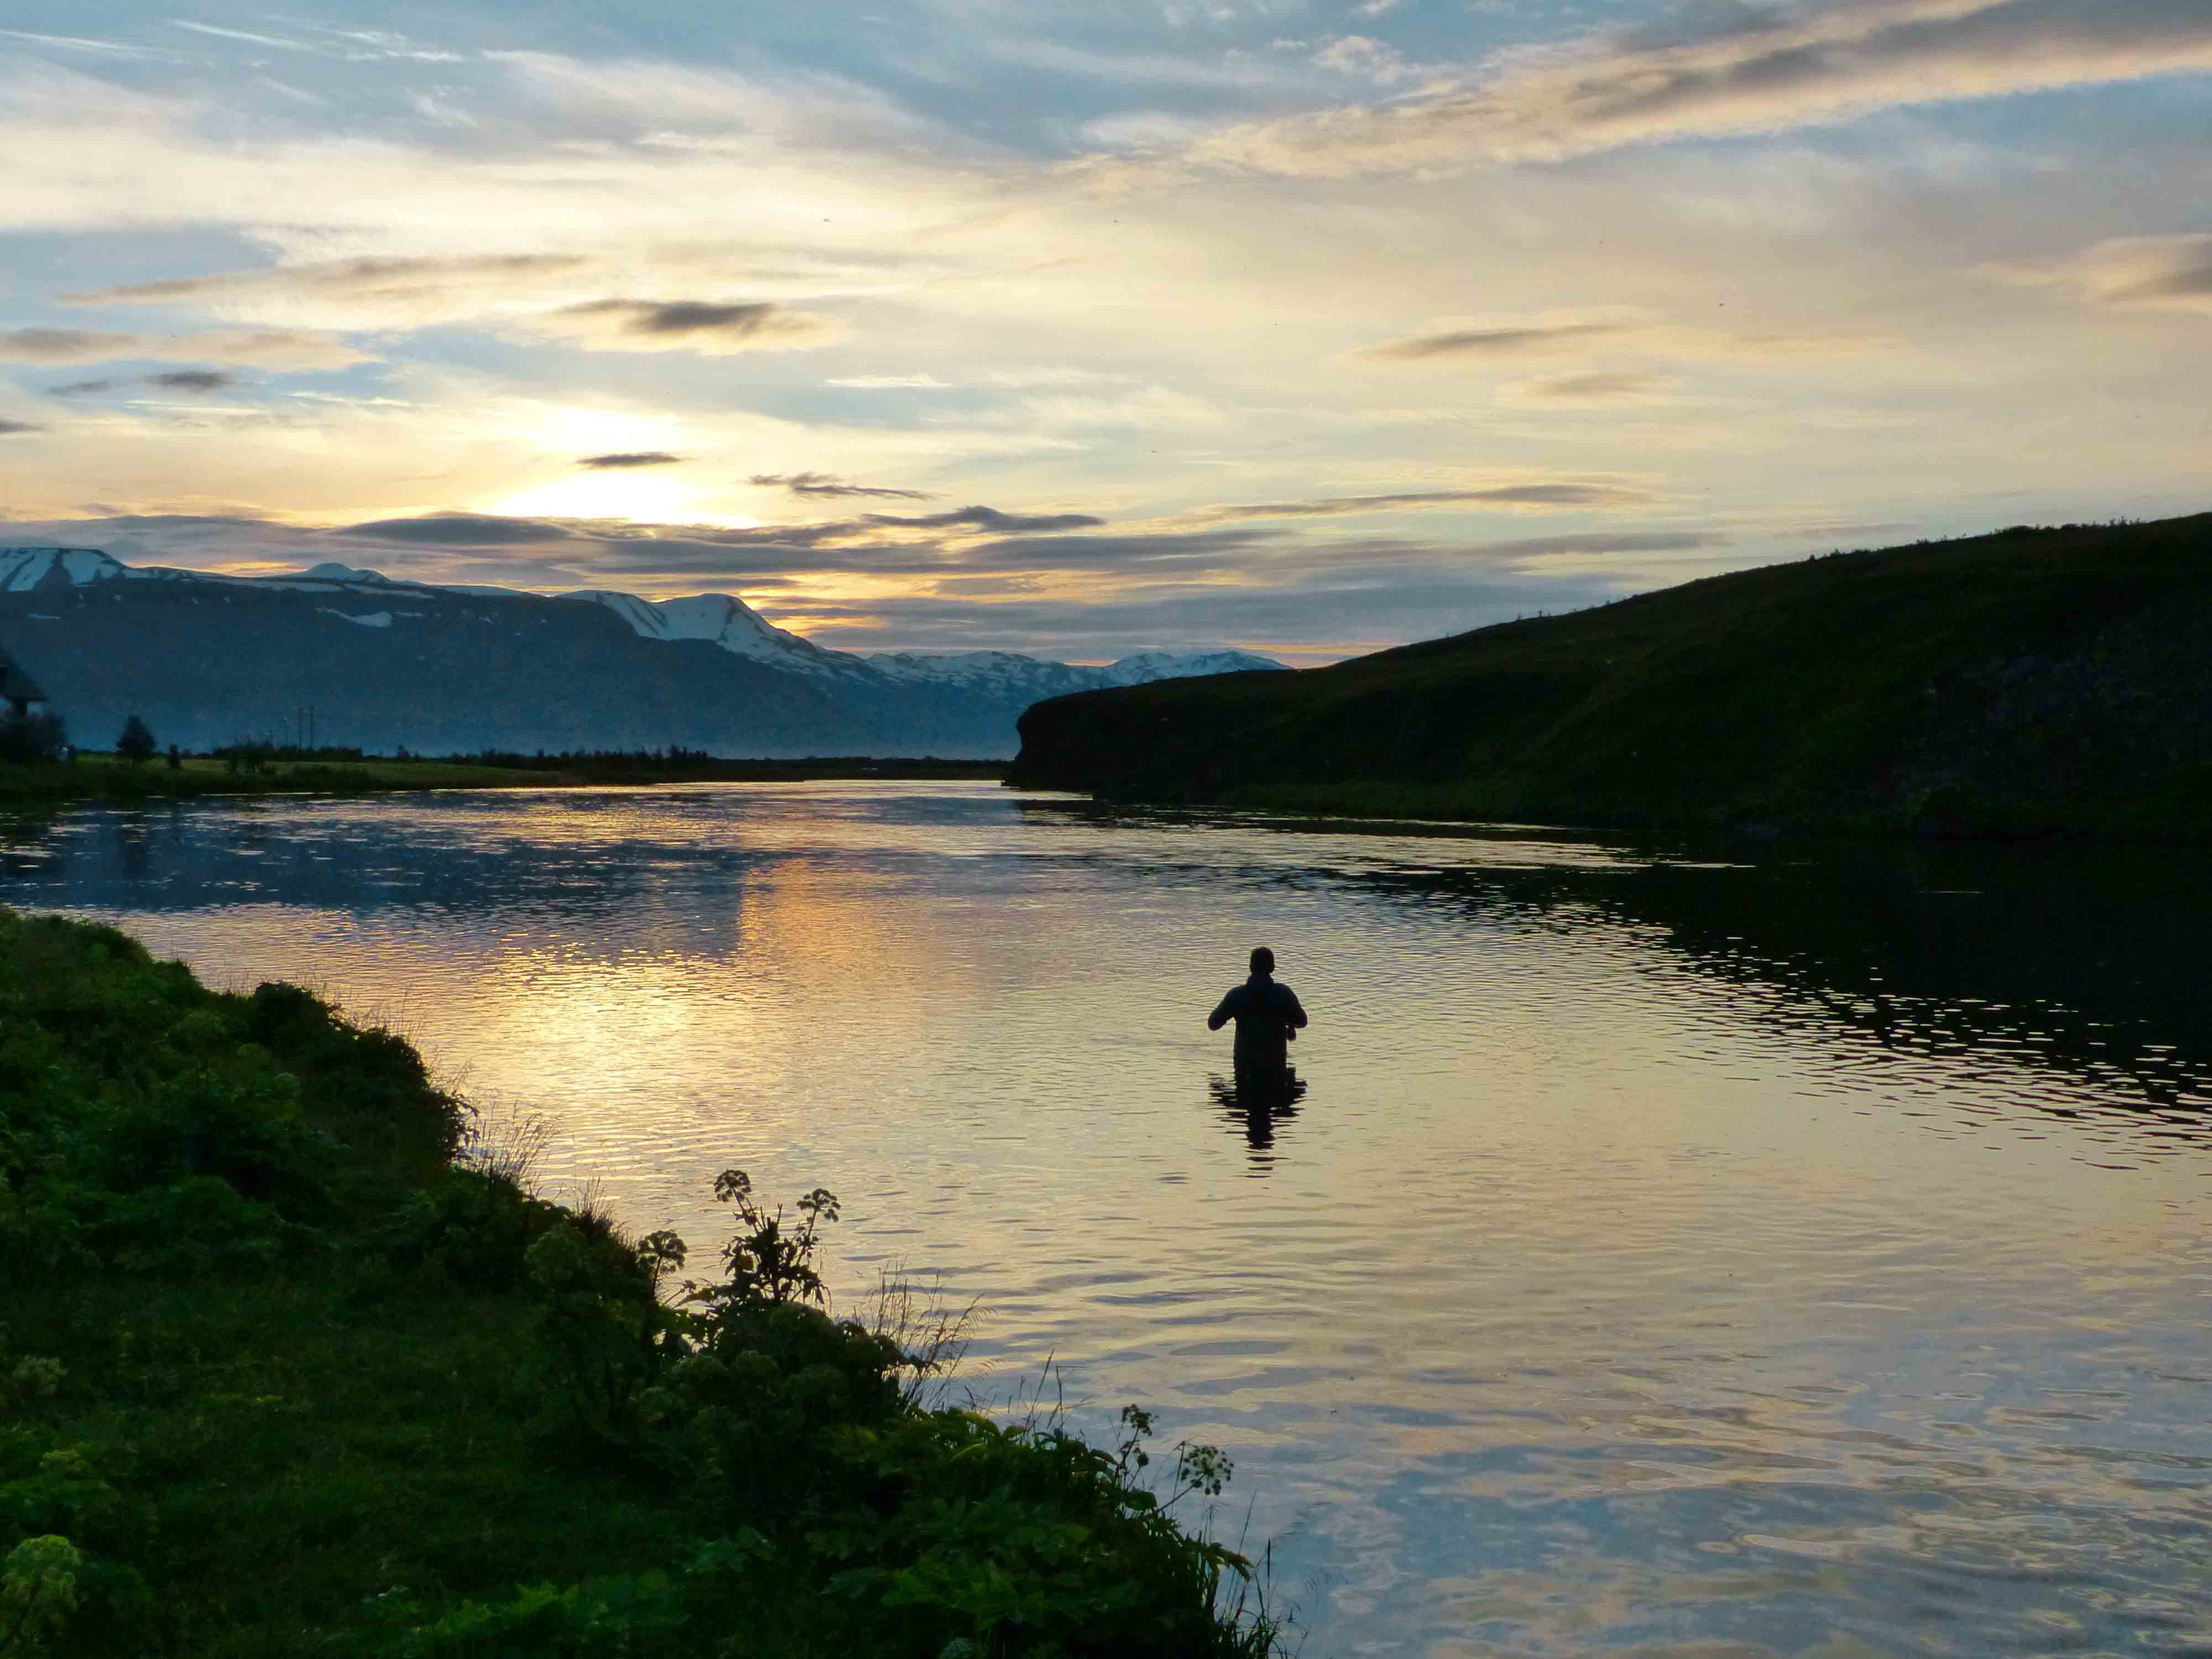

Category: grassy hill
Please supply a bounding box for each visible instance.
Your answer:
[1006,513,2212,838]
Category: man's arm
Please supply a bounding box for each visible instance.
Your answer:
[1279,984,1308,1030]
[1207,986,1242,1030]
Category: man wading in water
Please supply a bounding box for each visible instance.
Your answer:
[1208,946,1309,1099]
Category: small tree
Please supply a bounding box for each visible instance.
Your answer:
[116,714,156,764]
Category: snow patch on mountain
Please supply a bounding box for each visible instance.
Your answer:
[1093,649,1287,686]
[870,647,1287,692]
[869,650,1091,691]
[564,589,859,677]
[0,547,132,592]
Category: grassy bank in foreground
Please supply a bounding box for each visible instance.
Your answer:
[0,908,1280,1658]
[1008,514,2212,840]
[0,754,1007,805]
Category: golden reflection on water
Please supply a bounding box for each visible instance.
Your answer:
[6,782,2210,1658]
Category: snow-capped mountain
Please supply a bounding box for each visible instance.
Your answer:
[564,589,864,677]
[0,547,132,592]
[868,647,1284,699]
[0,546,1287,758]
[567,591,1282,697]
[1088,649,1287,687]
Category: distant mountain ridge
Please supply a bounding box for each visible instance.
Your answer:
[0,545,1286,758]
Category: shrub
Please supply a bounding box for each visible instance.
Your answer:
[215,739,275,776]
[1,1535,82,1658]
[387,1574,687,1658]
[510,1170,1283,1658]
[0,914,468,1275]
[113,719,155,766]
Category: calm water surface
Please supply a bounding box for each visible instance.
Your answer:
[5,782,2208,1657]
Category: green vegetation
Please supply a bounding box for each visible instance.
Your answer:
[1008,514,2212,839]
[0,908,1283,1657]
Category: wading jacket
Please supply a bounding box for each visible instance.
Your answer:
[1207,972,1309,1066]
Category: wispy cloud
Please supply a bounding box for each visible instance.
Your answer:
[752,471,933,500]
[953,526,1281,571]
[863,505,1105,533]
[1985,232,2212,315]
[65,249,918,334]
[1185,483,1653,521]
[49,368,239,397]
[534,299,847,354]
[1505,372,1674,403]
[1356,312,1877,367]
[577,451,686,469]
[1358,320,1632,362]
[0,28,179,60]
[0,418,44,435]
[1176,0,2212,179]
[67,254,594,317]
[827,374,954,389]
[1312,35,1422,86]
[0,326,368,369]
[166,19,316,52]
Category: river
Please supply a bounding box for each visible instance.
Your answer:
[4,781,2207,1657]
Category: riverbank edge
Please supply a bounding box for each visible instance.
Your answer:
[1005,774,2212,847]
[1,754,1010,806]
[0,907,1280,1659]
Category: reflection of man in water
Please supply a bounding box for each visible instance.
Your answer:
[1208,1070,1308,1161]
[1208,945,1308,1100]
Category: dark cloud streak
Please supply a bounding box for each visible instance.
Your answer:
[540,298,843,352]
[48,369,238,397]
[1190,484,1652,521]
[752,471,932,501]
[1360,322,1628,361]
[149,370,234,393]
[341,513,582,545]
[863,505,1104,533]
[577,451,685,469]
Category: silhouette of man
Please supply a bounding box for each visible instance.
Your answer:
[1208,946,1308,1099]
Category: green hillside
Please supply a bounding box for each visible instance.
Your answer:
[1006,513,2212,838]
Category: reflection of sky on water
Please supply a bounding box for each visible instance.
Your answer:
[4,783,2208,1657]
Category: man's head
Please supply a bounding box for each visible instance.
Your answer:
[1249,946,1275,976]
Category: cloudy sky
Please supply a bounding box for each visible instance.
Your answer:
[1,1,2207,663]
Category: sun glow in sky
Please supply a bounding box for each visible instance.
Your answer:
[1,1,2208,662]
